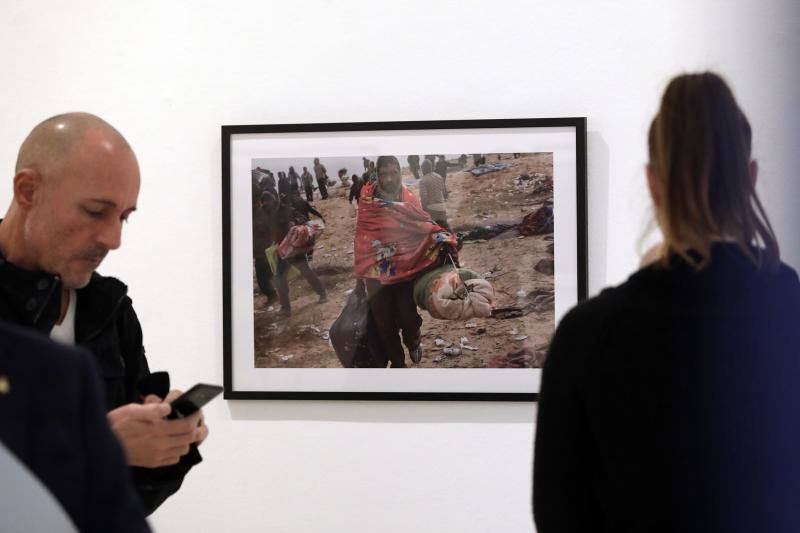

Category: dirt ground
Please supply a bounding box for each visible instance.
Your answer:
[253,153,555,369]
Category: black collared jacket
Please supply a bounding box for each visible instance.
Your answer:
[0,253,201,515]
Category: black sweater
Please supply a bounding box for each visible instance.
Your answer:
[533,243,800,533]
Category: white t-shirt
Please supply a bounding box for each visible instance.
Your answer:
[50,290,77,346]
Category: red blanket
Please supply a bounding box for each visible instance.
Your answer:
[354,182,457,284]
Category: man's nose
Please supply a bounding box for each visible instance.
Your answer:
[97,219,122,250]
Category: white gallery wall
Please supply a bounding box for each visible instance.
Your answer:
[0,2,798,532]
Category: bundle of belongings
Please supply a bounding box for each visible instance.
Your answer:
[413,266,495,320]
[278,219,325,260]
[329,282,387,368]
[517,205,554,236]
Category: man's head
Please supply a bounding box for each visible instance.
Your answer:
[7,112,140,288]
[368,161,375,171]
[314,158,320,165]
[421,159,433,174]
[376,156,401,194]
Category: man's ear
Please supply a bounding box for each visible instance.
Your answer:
[646,164,661,209]
[749,159,758,188]
[13,168,42,209]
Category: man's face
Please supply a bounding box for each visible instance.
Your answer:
[377,162,401,193]
[24,136,140,289]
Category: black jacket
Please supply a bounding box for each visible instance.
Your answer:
[0,320,150,532]
[533,244,800,532]
[0,253,201,515]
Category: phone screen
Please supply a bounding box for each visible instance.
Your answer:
[167,384,223,419]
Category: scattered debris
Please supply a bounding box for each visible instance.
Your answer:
[279,354,295,362]
[465,322,477,328]
[321,332,330,341]
[535,257,555,275]
[475,327,487,335]
[443,347,461,356]
[460,223,515,241]
[514,335,529,341]
[488,348,546,368]
[434,338,452,348]
[516,289,527,298]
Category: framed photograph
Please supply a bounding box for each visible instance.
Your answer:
[222,118,587,400]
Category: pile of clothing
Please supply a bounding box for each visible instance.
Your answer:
[413,266,495,320]
[518,205,554,236]
[469,162,512,177]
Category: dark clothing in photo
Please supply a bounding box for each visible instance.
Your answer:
[274,253,326,312]
[314,163,329,200]
[364,279,422,368]
[349,178,363,204]
[407,155,421,180]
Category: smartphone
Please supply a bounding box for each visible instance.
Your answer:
[166,383,223,420]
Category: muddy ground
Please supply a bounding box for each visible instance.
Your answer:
[253,153,554,368]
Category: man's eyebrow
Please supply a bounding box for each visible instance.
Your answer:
[86,199,138,213]
[86,198,118,208]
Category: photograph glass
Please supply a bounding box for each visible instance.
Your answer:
[223,120,586,400]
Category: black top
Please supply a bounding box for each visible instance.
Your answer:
[349,178,363,204]
[273,195,323,243]
[0,321,150,533]
[533,243,800,533]
[0,250,201,515]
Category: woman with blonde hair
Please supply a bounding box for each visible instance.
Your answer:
[533,72,800,532]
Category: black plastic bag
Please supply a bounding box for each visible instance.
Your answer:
[329,283,387,368]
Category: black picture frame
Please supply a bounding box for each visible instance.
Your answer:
[222,118,587,401]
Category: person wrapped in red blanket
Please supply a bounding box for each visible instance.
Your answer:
[354,155,458,367]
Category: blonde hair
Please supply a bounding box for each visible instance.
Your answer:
[648,72,779,270]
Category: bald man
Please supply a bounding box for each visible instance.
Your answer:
[0,113,207,515]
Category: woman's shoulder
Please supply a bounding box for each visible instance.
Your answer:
[560,270,655,327]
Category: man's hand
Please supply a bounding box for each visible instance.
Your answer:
[146,389,209,446]
[107,396,208,468]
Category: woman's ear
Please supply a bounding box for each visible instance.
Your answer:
[749,159,758,187]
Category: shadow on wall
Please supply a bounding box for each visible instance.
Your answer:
[227,400,537,424]
[587,131,609,296]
